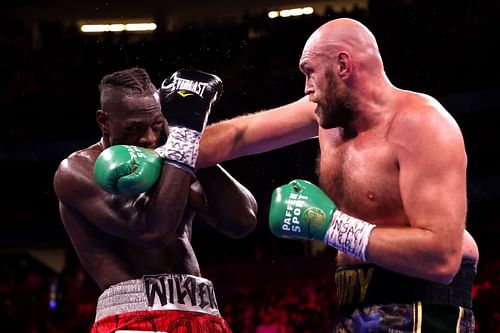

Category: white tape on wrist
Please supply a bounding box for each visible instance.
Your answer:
[155,126,201,171]
[323,210,375,262]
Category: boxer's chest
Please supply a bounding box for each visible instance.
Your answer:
[318,128,404,224]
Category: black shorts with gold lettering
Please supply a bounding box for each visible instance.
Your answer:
[333,260,476,332]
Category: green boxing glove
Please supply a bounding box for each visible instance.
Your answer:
[94,145,162,195]
[269,179,376,262]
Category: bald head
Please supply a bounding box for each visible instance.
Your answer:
[302,18,383,73]
[298,18,392,128]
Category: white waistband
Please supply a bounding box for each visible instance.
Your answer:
[95,273,220,322]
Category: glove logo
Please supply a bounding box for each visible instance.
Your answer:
[163,77,208,97]
[177,90,194,98]
[303,207,326,229]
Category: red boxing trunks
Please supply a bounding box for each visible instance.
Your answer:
[91,274,232,333]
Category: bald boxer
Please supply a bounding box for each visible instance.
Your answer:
[198,19,478,332]
[54,67,257,333]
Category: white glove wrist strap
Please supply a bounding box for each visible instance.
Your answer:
[155,126,201,171]
[323,210,375,262]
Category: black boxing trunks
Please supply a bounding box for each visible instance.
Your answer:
[333,260,476,332]
[91,274,232,333]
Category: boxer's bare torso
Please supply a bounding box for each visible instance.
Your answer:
[317,91,479,268]
[56,143,204,290]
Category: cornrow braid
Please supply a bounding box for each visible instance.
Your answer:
[99,67,157,108]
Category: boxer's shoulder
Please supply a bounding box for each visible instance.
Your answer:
[54,143,102,202]
[59,143,102,171]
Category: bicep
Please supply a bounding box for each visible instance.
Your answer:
[54,160,144,238]
[398,121,467,238]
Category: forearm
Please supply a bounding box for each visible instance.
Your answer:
[195,165,257,237]
[269,179,464,284]
[198,98,319,168]
[138,163,192,243]
[364,227,463,284]
[197,121,244,168]
[102,163,192,246]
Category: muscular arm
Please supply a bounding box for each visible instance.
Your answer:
[366,100,468,284]
[54,150,192,247]
[197,96,319,168]
[191,165,258,237]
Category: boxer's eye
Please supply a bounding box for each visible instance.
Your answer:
[124,125,141,133]
[152,122,163,132]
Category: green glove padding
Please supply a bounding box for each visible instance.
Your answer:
[269,179,337,240]
[94,145,162,195]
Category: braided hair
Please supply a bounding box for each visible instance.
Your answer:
[99,67,157,109]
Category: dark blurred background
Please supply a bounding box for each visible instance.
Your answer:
[1,0,500,332]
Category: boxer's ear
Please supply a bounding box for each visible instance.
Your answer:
[337,51,352,79]
[96,110,109,134]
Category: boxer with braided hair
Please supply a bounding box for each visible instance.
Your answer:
[54,67,257,333]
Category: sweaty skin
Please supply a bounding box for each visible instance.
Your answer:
[54,94,257,290]
[198,18,479,284]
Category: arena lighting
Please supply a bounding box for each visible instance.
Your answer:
[267,6,314,19]
[80,23,157,33]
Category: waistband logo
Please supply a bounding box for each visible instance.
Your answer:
[144,275,218,311]
[335,267,374,305]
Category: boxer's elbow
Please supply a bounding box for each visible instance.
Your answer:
[432,264,460,285]
[234,199,258,237]
[217,216,255,238]
[233,212,258,238]
[221,209,258,238]
[217,196,258,238]
[429,249,462,285]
